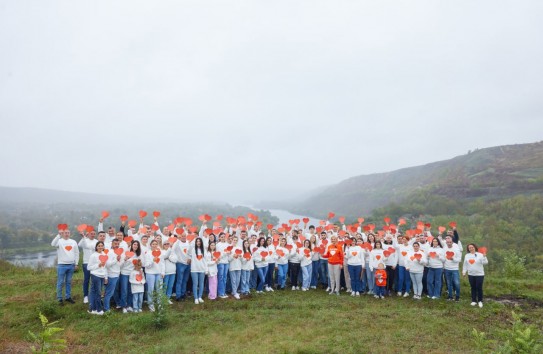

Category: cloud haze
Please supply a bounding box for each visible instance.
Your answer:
[1,1,542,203]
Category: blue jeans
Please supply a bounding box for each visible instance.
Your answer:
[302,264,312,289]
[240,270,251,294]
[365,267,375,293]
[119,274,132,308]
[146,273,162,303]
[191,272,205,299]
[230,270,241,295]
[132,292,143,311]
[163,274,175,298]
[319,259,329,287]
[348,265,362,292]
[250,269,257,289]
[311,260,319,287]
[217,263,229,297]
[256,266,267,291]
[427,267,443,298]
[265,263,275,287]
[56,264,75,300]
[444,269,460,299]
[82,264,90,297]
[375,285,385,297]
[277,264,288,288]
[175,263,191,299]
[89,274,104,312]
[397,265,411,294]
[104,276,119,311]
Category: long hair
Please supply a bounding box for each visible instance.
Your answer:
[257,237,267,248]
[194,237,205,256]
[207,241,216,253]
[242,240,251,255]
[95,241,104,252]
[131,240,142,257]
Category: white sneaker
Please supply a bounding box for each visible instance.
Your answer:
[122,308,127,314]
[403,293,410,298]
[198,298,204,303]
[220,295,228,299]
[138,309,142,313]
[269,287,274,292]
[329,291,335,295]
[87,310,96,315]
[311,286,316,289]
[168,299,173,305]
[96,311,104,316]
[292,286,296,291]
[296,286,300,290]
[194,299,199,304]
[302,288,307,291]
[83,296,89,304]
[471,302,477,306]
[374,295,379,299]
[127,307,133,312]
[356,292,360,296]
[326,287,330,292]
[115,306,121,309]
[397,292,402,296]
[233,294,240,299]
[478,302,483,308]
[351,292,355,297]
[431,296,437,300]
[149,305,155,312]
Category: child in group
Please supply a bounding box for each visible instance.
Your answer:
[374,263,387,299]
[130,259,146,313]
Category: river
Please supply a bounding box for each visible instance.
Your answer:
[2,208,315,268]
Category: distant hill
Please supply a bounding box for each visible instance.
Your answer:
[281,141,543,218]
[0,186,161,205]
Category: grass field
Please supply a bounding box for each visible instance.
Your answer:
[0,260,541,353]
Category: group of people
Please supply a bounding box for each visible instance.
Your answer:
[51,212,489,315]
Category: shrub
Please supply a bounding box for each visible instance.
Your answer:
[28,312,66,353]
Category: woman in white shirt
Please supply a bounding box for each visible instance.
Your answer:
[190,237,208,304]
[87,241,107,315]
[463,243,489,308]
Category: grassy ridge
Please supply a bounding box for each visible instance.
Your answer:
[0,260,542,353]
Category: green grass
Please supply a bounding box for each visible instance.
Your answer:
[1,260,542,353]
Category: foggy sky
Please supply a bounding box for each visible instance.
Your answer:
[1,1,542,204]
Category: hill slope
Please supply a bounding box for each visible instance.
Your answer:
[289,141,543,218]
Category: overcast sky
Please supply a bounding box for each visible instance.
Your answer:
[1,1,542,204]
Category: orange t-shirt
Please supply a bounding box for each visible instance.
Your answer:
[375,269,387,286]
[326,244,344,265]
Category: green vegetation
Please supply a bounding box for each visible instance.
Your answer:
[1,260,541,353]
[28,313,66,353]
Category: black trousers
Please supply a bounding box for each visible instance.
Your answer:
[468,275,484,302]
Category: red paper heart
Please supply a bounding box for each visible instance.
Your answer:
[120,215,128,222]
[410,256,415,261]
[57,223,68,231]
[197,255,203,260]
[153,211,161,218]
[414,253,422,260]
[128,220,137,228]
[267,224,273,230]
[350,226,357,233]
[151,224,159,231]
[383,251,390,257]
[285,244,292,251]
[469,259,475,264]
[132,259,138,265]
[114,248,123,256]
[188,226,197,233]
[260,251,267,258]
[86,225,95,233]
[303,217,310,224]
[187,234,195,242]
[339,216,345,223]
[124,236,133,243]
[449,221,457,228]
[384,217,391,225]
[103,249,109,254]
[328,212,335,219]
[226,246,233,252]
[152,250,161,257]
[205,228,213,236]
[296,242,302,248]
[139,210,147,218]
[168,237,177,244]
[358,217,365,224]
[185,218,193,226]
[273,241,279,247]
[376,255,381,260]
[276,249,285,257]
[338,230,346,237]
[101,211,110,219]
[401,251,407,257]
[99,255,108,263]
[136,274,142,281]
[204,215,212,222]
[213,251,221,259]
[154,257,160,263]
[125,251,135,258]
[64,245,72,251]
[478,247,487,256]
[243,252,251,260]
[438,226,446,233]
[398,218,406,226]
[77,224,87,233]
[235,249,242,255]
[216,215,223,221]
[446,251,454,259]
[352,251,358,256]
[429,252,436,259]
[424,223,431,228]
[304,248,310,255]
